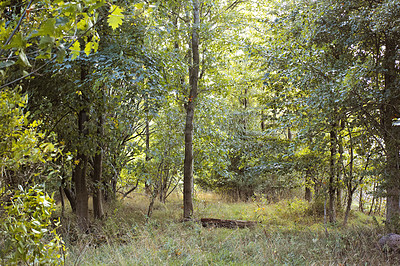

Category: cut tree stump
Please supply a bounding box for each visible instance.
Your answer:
[200,218,258,229]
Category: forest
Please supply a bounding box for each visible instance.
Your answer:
[1,0,400,265]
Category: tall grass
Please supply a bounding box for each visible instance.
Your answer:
[62,193,399,265]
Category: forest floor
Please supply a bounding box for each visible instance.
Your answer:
[60,192,400,265]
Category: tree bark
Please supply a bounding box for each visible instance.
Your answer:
[336,122,345,210]
[382,37,400,223]
[343,186,353,226]
[59,186,65,217]
[261,109,265,131]
[359,186,364,213]
[74,59,90,228]
[183,0,200,219]
[305,169,312,202]
[328,125,337,223]
[343,123,355,226]
[92,114,104,219]
[183,102,195,219]
[74,109,89,228]
[62,177,76,212]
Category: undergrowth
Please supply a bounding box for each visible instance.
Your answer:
[60,193,399,265]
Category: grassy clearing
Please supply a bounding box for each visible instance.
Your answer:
[61,192,400,265]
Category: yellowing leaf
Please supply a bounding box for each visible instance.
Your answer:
[92,41,99,53]
[108,5,124,30]
[77,13,90,30]
[134,3,144,9]
[77,18,87,30]
[84,42,92,56]
[69,41,80,60]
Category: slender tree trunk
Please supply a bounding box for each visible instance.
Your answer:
[343,127,355,226]
[183,0,200,219]
[74,109,89,228]
[184,103,195,218]
[329,125,337,223]
[144,107,151,195]
[305,169,312,202]
[382,37,400,223]
[59,186,65,217]
[359,186,364,213]
[336,122,345,210]
[261,110,265,131]
[62,177,76,212]
[343,186,353,226]
[92,114,104,219]
[368,182,377,215]
[287,127,292,140]
[147,191,156,220]
[242,88,248,133]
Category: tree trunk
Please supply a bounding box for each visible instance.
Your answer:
[62,177,76,212]
[328,126,337,223]
[359,186,364,213]
[305,169,312,202]
[183,0,200,219]
[59,186,65,217]
[92,114,104,219]
[74,58,90,228]
[261,110,265,131]
[184,102,195,218]
[336,124,345,210]
[74,109,89,228]
[242,88,248,133]
[343,186,353,226]
[382,37,400,223]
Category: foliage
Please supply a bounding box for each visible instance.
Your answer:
[0,89,60,190]
[0,0,107,77]
[0,185,65,265]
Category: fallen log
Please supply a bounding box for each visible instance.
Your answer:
[200,218,258,229]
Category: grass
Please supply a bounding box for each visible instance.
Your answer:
[60,192,400,265]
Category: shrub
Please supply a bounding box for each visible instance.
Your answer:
[0,185,65,265]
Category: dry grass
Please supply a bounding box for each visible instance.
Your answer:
[60,192,400,265]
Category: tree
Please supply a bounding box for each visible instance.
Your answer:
[183,0,200,219]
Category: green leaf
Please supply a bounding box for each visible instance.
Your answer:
[0,60,15,69]
[39,35,55,49]
[69,41,80,60]
[56,48,66,63]
[36,53,51,59]
[107,5,124,30]
[33,18,56,37]
[18,50,31,67]
[5,32,24,49]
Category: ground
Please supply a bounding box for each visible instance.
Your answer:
[59,192,400,265]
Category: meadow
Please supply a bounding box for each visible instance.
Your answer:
[61,192,399,265]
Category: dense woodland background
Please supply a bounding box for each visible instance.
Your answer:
[1,0,400,264]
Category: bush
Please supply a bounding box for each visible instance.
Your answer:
[0,185,65,265]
